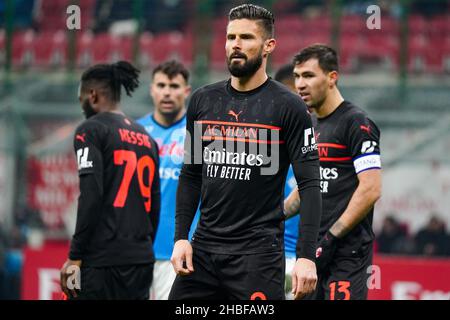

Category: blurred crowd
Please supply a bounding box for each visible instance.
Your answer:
[376,215,450,257]
[0,0,189,33]
[1,0,449,73]
[1,0,448,32]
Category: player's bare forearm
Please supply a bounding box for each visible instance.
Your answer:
[284,187,301,219]
[330,170,381,238]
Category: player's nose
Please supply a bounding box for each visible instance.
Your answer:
[295,78,306,91]
[231,38,242,51]
[162,86,171,95]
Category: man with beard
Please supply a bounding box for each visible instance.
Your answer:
[138,60,199,299]
[169,4,322,300]
[285,44,382,300]
[60,61,161,299]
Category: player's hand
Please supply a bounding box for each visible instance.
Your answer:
[316,231,338,272]
[60,259,82,299]
[291,258,317,300]
[171,240,194,276]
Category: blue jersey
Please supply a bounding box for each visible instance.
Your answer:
[284,166,300,258]
[137,113,199,260]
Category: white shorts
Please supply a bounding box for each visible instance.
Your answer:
[285,257,296,300]
[150,260,177,300]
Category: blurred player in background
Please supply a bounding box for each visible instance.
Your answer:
[169,4,321,300]
[138,60,198,300]
[274,64,296,92]
[60,61,161,300]
[285,44,382,300]
[274,64,301,300]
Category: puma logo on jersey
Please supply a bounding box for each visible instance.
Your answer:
[77,147,93,170]
[228,110,243,122]
[360,125,371,134]
[76,134,86,143]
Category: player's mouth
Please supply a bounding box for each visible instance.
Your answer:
[161,100,175,107]
[230,53,247,61]
[299,93,311,101]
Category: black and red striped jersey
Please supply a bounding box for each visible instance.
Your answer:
[177,78,321,257]
[69,112,160,267]
[315,101,381,246]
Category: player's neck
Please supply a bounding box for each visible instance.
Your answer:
[154,109,185,127]
[101,103,124,116]
[316,88,344,118]
[230,66,268,92]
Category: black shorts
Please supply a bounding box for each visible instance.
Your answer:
[169,248,285,300]
[306,241,373,300]
[74,263,153,300]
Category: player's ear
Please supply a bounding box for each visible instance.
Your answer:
[89,88,99,104]
[149,82,156,100]
[184,85,191,98]
[263,38,276,57]
[328,71,338,88]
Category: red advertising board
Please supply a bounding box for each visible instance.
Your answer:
[22,241,69,300]
[27,153,79,230]
[22,246,450,300]
[368,255,450,300]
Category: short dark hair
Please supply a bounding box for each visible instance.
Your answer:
[81,61,140,102]
[152,60,190,83]
[228,4,274,39]
[293,44,339,73]
[274,63,294,83]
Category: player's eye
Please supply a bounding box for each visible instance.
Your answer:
[170,84,180,89]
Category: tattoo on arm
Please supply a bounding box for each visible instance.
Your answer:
[285,198,301,219]
[289,198,301,215]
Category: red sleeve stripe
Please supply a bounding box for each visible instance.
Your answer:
[318,143,347,149]
[320,156,352,162]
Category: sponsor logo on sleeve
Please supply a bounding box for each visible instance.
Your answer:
[302,127,318,154]
[76,147,93,170]
[361,140,377,154]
